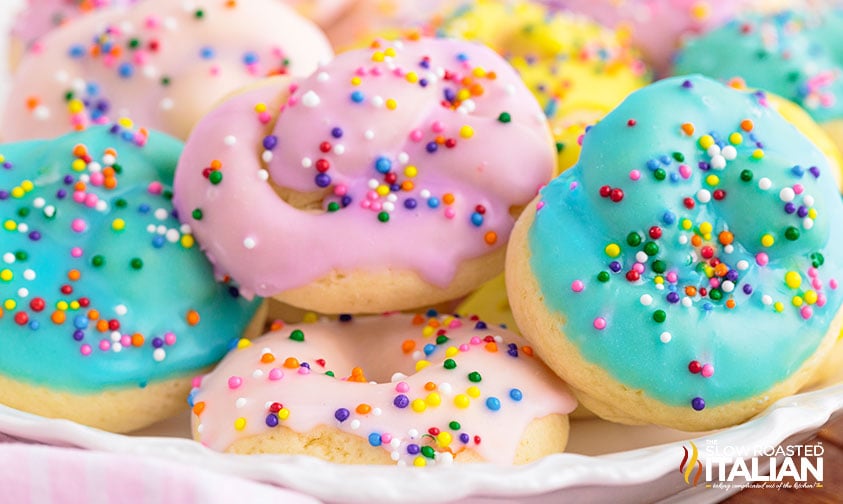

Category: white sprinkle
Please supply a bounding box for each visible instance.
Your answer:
[724,244,734,254]
[252,369,264,379]
[2,253,14,263]
[55,70,69,83]
[386,194,398,203]
[115,304,128,316]
[437,452,454,465]
[102,154,116,165]
[111,331,121,342]
[635,251,648,263]
[197,424,204,434]
[721,280,735,293]
[438,382,452,395]
[390,438,401,449]
[316,72,330,82]
[79,174,90,183]
[660,332,672,343]
[235,398,247,409]
[390,452,400,462]
[301,157,313,168]
[364,130,375,140]
[166,229,180,243]
[156,225,167,235]
[706,145,721,157]
[142,66,158,79]
[33,105,50,120]
[372,408,382,416]
[640,294,653,306]
[17,288,28,298]
[43,205,56,218]
[368,179,379,189]
[153,348,166,362]
[301,90,321,107]
[32,197,45,208]
[17,223,29,233]
[762,295,773,306]
[180,224,192,234]
[420,189,431,199]
[682,297,693,307]
[779,187,795,202]
[160,98,174,111]
[261,151,273,163]
[710,154,726,170]
[71,78,86,93]
[383,202,395,212]
[258,169,269,181]
[224,135,237,146]
[163,16,178,30]
[678,235,688,245]
[696,189,711,203]
[397,152,409,164]
[803,217,814,230]
[758,177,772,190]
[146,224,156,233]
[333,144,345,155]
[737,260,749,271]
[88,162,102,173]
[408,428,419,439]
[721,145,737,160]
[655,283,665,291]
[390,372,407,382]
[350,419,360,430]
[371,95,384,107]
[112,343,122,353]
[95,201,107,212]
[23,269,35,281]
[154,208,169,221]
[411,350,423,361]
[264,401,273,409]
[243,237,256,249]
[804,195,815,206]
[505,83,516,95]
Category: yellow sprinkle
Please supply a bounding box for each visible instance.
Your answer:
[415,360,430,372]
[729,132,743,145]
[350,76,361,86]
[4,299,16,310]
[805,291,818,305]
[277,408,290,420]
[3,220,17,231]
[180,235,195,249]
[691,1,710,20]
[445,346,459,358]
[761,234,774,247]
[654,276,664,285]
[0,270,12,282]
[10,187,24,199]
[411,398,427,413]
[234,417,247,431]
[254,103,267,113]
[785,271,802,289]
[72,159,86,171]
[404,165,418,178]
[472,67,486,77]
[698,135,715,149]
[371,51,385,62]
[467,386,481,399]
[384,47,397,57]
[681,219,693,231]
[425,392,441,407]
[456,89,471,102]
[752,149,764,159]
[236,338,252,349]
[56,301,68,311]
[437,432,453,447]
[792,296,804,307]
[705,174,720,187]
[376,185,390,197]
[774,301,784,312]
[67,99,85,114]
[117,117,133,129]
[385,98,397,110]
[413,456,427,467]
[20,180,34,192]
[604,243,621,258]
[454,394,470,409]
[111,218,126,231]
[69,301,80,310]
[699,222,713,235]
[302,312,319,323]
[422,326,434,337]
[808,208,817,219]
[703,265,714,278]
[405,72,419,83]
[0,155,4,163]
[459,125,474,139]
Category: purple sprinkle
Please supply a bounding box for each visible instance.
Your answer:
[784,202,796,214]
[609,261,622,273]
[393,394,410,408]
[2,161,12,169]
[265,414,279,428]
[691,397,706,411]
[507,343,518,357]
[404,198,417,210]
[339,314,353,322]
[262,135,278,150]
[56,189,67,199]
[314,173,331,188]
[406,444,420,455]
[743,284,753,295]
[726,270,739,282]
[63,175,74,185]
[340,195,352,207]
[797,206,809,218]
[28,231,41,241]
[334,408,350,422]
[72,330,85,341]
[682,80,693,88]
[425,142,438,153]
[300,362,311,369]
[474,321,487,330]
[459,433,470,443]
[330,127,343,139]
[809,166,821,178]
[0,190,8,200]
[152,337,164,348]
[666,292,680,304]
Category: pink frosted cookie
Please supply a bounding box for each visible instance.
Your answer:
[0,0,333,141]
[190,312,576,465]
[173,37,556,314]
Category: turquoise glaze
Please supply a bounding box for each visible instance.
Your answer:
[0,125,261,393]
[675,10,843,124]
[528,75,843,410]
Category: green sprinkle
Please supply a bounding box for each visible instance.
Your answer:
[651,260,667,274]
[128,38,140,49]
[443,359,456,370]
[435,335,449,345]
[14,250,27,261]
[653,310,667,323]
[289,329,305,342]
[161,76,171,86]
[811,252,825,268]
[209,171,223,185]
[740,169,753,182]
[91,255,106,267]
[194,8,205,19]
[654,168,666,181]
[498,112,511,123]
[192,208,203,220]
[449,421,461,431]
[672,152,685,162]
[130,258,143,270]
[709,289,723,301]
[468,371,482,383]
[327,201,340,212]
[112,163,123,174]
[325,371,335,377]
[555,142,565,153]
[785,226,800,241]
[643,241,659,256]
[377,211,389,223]
[597,271,610,283]
[421,446,436,459]
[626,232,642,247]
[17,207,29,218]
[115,198,128,208]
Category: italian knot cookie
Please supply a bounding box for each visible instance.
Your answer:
[190,312,576,466]
[0,123,262,432]
[0,0,333,141]
[506,75,843,431]
[173,37,556,314]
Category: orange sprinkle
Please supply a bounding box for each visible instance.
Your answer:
[25,96,40,110]
[73,124,85,132]
[485,342,498,352]
[435,135,446,145]
[521,346,534,357]
[401,339,416,354]
[427,319,440,328]
[96,319,109,332]
[356,404,372,415]
[740,119,754,132]
[685,286,698,297]
[186,309,200,326]
[269,320,284,331]
[424,381,437,391]
[412,314,425,325]
[131,333,144,347]
[210,159,223,170]
[104,148,117,157]
[726,299,736,309]
[486,71,497,80]
[225,0,237,7]
[283,357,300,369]
[714,263,729,277]
[102,167,115,178]
[67,269,81,281]
[442,193,455,205]
[87,309,99,320]
[484,231,498,245]
[193,402,206,416]
[72,144,88,157]
[51,311,65,324]
[469,83,485,96]
[690,235,702,247]
[103,178,117,190]
[74,181,86,192]
[260,353,276,364]
[718,231,734,245]
[681,123,695,136]
[348,367,367,383]
[401,180,414,192]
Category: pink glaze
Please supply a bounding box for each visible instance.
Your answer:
[191,313,576,465]
[173,38,556,299]
[1,0,333,141]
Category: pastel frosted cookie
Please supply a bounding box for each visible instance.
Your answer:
[190,312,576,466]
[0,123,262,432]
[674,8,843,166]
[0,0,333,142]
[506,75,843,431]
[173,37,556,314]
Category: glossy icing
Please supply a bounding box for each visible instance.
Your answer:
[190,312,576,465]
[0,124,261,393]
[422,0,651,171]
[675,8,843,124]
[527,75,843,411]
[1,0,333,141]
[173,37,556,299]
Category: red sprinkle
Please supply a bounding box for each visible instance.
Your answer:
[689,361,702,374]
